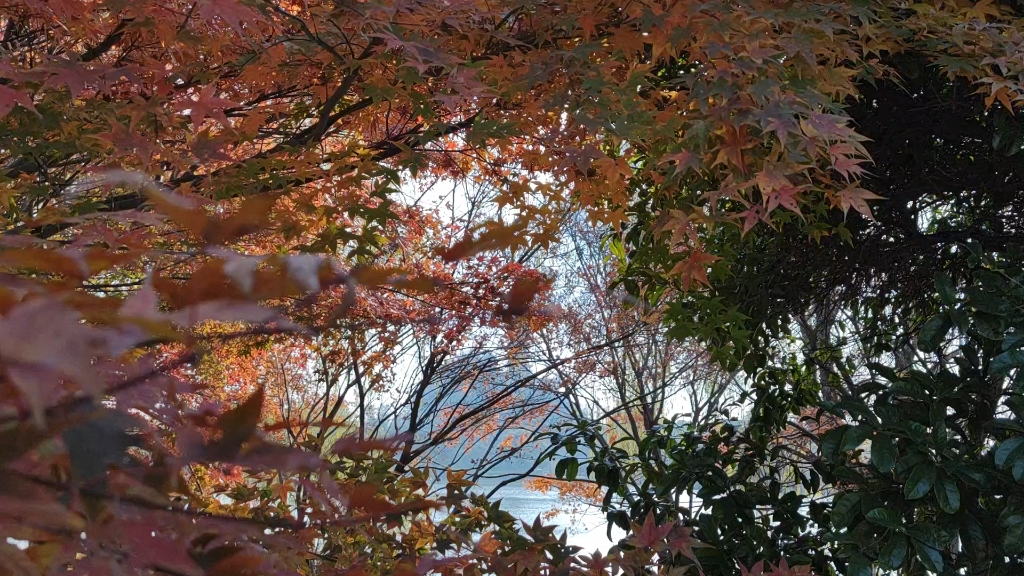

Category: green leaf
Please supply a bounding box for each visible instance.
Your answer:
[557,457,581,479]
[836,399,877,424]
[951,463,989,489]
[935,475,960,514]
[890,381,928,401]
[878,534,909,570]
[962,513,988,553]
[935,273,956,305]
[895,451,927,477]
[967,283,1010,314]
[871,433,896,473]
[1014,458,1024,482]
[865,507,903,531]
[820,427,845,461]
[841,425,872,452]
[909,524,949,550]
[831,492,862,529]
[875,403,900,424]
[913,539,944,573]
[1002,332,1024,352]
[1004,523,1024,555]
[1008,394,1024,419]
[918,313,950,352]
[847,554,871,576]
[868,363,901,382]
[564,457,579,481]
[995,437,1024,468]
[992,350,1024,376]
[904,462,936,500]
[904,421,929,443]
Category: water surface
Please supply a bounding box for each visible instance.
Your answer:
[476,480,624,554]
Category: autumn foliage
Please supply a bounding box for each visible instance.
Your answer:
[1,0,1023,574]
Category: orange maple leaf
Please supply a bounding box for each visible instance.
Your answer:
[671,249,720,290]
[578,14,601,40]
[713,124,753,172]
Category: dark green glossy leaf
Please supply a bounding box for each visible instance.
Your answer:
[1008,395,1024,419]
[1004,523,1024,556]
[865,507,903,531]
[565,457,579,481]
[890,381,928,401]
[935,475,960,514]
[871,433,896,473]
[962,513,988,554]
[878,534,908,570]
[918,313,950,352]
[847,554,871,576]
[904,422,929,443]
[913,539,944,573]
[909,523,951,550]
[820,427,845,461]
[995,437,1024,468]
[841,425,872,452]
[867,363,901,382]
[935,273,955,305]
[831,492,862,529]
[951,464,989,489]
[904,462,936,500]
[1002,332,1024,352]
[993,417,1024,433]
[992,350,1024,376]
[875,403,900,424]
[837,400,877,424]
[895,451,927,476]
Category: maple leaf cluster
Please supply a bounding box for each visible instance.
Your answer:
[1,0,1021,573]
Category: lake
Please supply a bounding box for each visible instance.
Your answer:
[473,480,626,554]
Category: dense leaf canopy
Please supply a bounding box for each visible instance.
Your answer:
[2,1,1024,575]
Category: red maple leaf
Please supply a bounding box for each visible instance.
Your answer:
[43,60,105,99]
[740,561,766,576]
[198,0,264,34]
[0,85,36,117]
[660,150,701,176]
[175,85,239,128]
[578,14,601,40]
[765,185,805,216]
[633,511,674,548]
[738,205,767,235]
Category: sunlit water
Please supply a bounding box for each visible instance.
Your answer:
[472,480,626,554]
